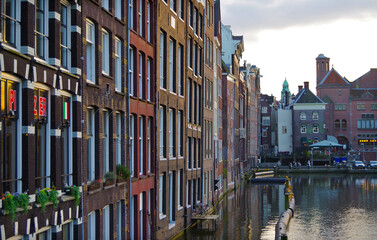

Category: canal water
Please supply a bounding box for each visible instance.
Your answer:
[179,174,377,240]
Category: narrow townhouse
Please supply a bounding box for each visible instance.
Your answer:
[81,0,128,239]
[0,0,82,238]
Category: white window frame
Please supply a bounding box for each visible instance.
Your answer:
[103,205,110,240]
[115,37,122,91]
[147,58,151,100]
[129,47,134,95]
[102,0,109,10]
[169,108,174,157]
[115,112,122,165]
[88,211,96,240]
[169,171,175,223]
[130,114,135,176]
[178,44,183,96]
[139,53,144,98]
[35,0,49,60]
[115,0,122,19]
[159,106,166,158]
[87,107,95,181]
[102,110,110,175]
[116,202,122,240]
[102,29,110,75]
[61,91,73,186]
[139,0,143,36]
[86,19,96,84]
[147,117,152,173]
[129,0,134,30]
[312,111,319,120]
[313,124,319,133]
[301,125,307,134]
[147,1,151,42]
[60,3,71,70]
[2,0,21,49]
[178,110,183,157]
[139,116,144,175]
[160,31,166,89]
[300,112,306,120]
[169,39,175,93]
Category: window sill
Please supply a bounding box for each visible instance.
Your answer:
[160,157,167,161]
[86,81,100,88]
[178,206,183,211]
[115,90,125,96]
[115,17,126,25]
[102,72,113,80]
[168,222,175,229]
[159,214,167,220]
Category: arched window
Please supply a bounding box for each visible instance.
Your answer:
[335,119,340,129]
[341,119,347,129]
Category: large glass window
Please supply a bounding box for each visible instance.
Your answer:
[115,0,122,19]
[115,112,122,165]
[159,31,166,89]
[178,44,184,96]
[102,29,110,75]
[86,19,96,83]
[62,221,73,240]
[178,110,183,156]
[179,0,184,20]
[61,94,72,186]
[116,201,122,240]
[130,114,135,176]
[129,0,134,30]
[2,0,21,48]
[34,87,49,188]
[35,0,48,59]
[147,1,151,42]
[139,53,144,98]
[1,77,21,193]
[103,205,111,240]
[88,211,97,240]
[115,38,122,91]
[60,3,71,70]
[102,110,110,175]
[129,47,134,95]
[139,116,144,175]
[169,38,176,93]
[159,106,166,158]
[147,117,152,173]
[87,107,95,181]
[102,0,109,10]
[169,171,175,223]
[139,0,143,36]
[147,58,151,101]
[169,108,175,157]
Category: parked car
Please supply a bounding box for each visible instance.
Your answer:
[353,161,366,169]
[368,161,377,169]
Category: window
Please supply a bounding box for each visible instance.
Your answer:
[139,0,143,36]
[129,0,134,30]
[159,106,166,158]
[301,125,306,134]
[178,44,184,96]
[312,111,319,120]
[1,0,21,48]
[115,0,122,19]
[116,202,122,240]
[139,193,144,240]
[130,114,135,176]
[147,58,151,100]
[62,221,73,240]
[189,1,193,27]
[103,110,110,175]
[159,173,166,217]
[193,82,197,124]
[170,0,176,12]
[60,3,71,70]
[115,38,122,91]
[193,42,198,75]
[103,205,110,240]
[61,94,72,186]
[102,0,109,10]
[187,78,192,123]
[179,0,184,19]
[178,110,183,156]
[169,38,176,93]
[169,108,176,157]
[300,112,306,120]
[193,8,197,35]
[88,211,97,240]
[357,103,365,111]
[35,0,48,59]
[86,20,96,83]
[169,171,175,223]
[262,128,267,137]
[198,47,202,76]
[147,190,152,239]
[139,53,144,98]
[0,76,21,193]
[147,117,152,173]
[147,1,151,42]
[282,126,287,134]
[160,31,167,89]
[187,180,192,207]
[102,29,110,75]
[262,107,267,113]
[129,47,135,95]
[187,37,192,69]
[193,138,196,168]
[341,119,347,129]
[115,112,122,165]
[130,196,135,239]
[34,86,50,188]
[187,137,191,169]
[178,169,183,207]
[198,14,202,38]
[371,103,377,111]
[87,107,95,181]
[262,116,270,126]
[313,124,319,133]
[335,103,346,111]
[139,116,144,175]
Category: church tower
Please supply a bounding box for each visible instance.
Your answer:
[316,54,330,86]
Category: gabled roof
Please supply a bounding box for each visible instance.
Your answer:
[351,68,377,89]
[319,68,350,86]
[293,87,325,104]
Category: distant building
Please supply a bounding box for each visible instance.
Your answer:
[260,94,278,158]
[316,54,377,161]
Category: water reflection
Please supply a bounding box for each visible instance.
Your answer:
[288,174,377,240]
[179,183,284,240]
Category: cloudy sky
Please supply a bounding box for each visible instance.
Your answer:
[221,0,377,99]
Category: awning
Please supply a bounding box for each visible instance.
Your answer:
[310,140,343,148]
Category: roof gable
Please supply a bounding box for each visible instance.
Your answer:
[319,68,349,85]
[352,68,377,89]
[293,88,325,104]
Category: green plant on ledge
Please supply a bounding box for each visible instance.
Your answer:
[2,192,17,222]
[70,185,81,208]
[15,192,30,213]
[36,188,49,212]
[116,164,131,181]
[48,186,59,208]
[104,171,116,181]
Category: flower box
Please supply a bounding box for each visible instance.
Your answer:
[87,181,102,192]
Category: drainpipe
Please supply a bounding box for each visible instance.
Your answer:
[201,3,206,207]
[79,4,84,239]
[127,2,131,239]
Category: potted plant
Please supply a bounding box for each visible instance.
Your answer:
[103,171,116,186]
[2,192,17,222]
[48,186,59,208]
[14,192,30,213]
[35,188,49,212]
[70,185,81,208]
[87,179,102,192]
[116,164,131,183]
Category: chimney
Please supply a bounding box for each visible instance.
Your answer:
[304,81,309,89]
[298,85,303,92]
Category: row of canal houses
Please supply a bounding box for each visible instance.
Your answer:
[0,0,261,239]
